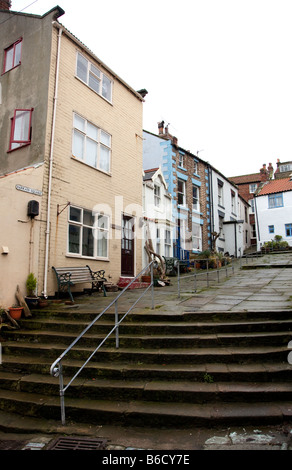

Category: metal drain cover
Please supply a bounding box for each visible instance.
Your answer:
[47,436,107,450]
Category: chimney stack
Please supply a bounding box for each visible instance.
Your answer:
[259,163,270,182]
[158,121,165,135]
[0,0,11,10]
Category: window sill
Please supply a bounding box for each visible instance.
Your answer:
[7,142,31,153]
[66,253,110,262]
[75,76,113,106]
[71,155,112,176]
[1,62,21,76]
[178,204,189,211]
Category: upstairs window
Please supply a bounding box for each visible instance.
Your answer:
[280,164,292,173]
[9,108,33,151]
[76,52,112,102]
[177,179,186,206]
[192,185,199,211]
[178,153,184,167]
[268,193,283,209]
[218,179,224,207]
[72,113,111,173]
[154,184,161,207]
[3,38,22,73]
[249,183,258,194]
[231,190,236,214]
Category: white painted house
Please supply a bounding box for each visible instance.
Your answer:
[209,166,250,257]
[142,168,174,268]
[255,177,292,250]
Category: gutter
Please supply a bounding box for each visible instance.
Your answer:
[43,23,62,298]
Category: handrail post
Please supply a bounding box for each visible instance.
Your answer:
[150,261,154,309]
[177,261,180,299]
[58,361,66,425]
[115,300,119,348]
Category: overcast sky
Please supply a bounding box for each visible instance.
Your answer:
[10,0,292,177]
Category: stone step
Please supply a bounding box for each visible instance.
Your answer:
[0,371,291,404]
[2,355,291,382]
[4,328,292,348]
[117,277,150,289]
[30,309,292,323]
[16,317,292,335]
[0,388,291,427]
[2,340,289,363]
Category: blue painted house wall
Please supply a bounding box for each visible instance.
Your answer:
[143,129,210,259]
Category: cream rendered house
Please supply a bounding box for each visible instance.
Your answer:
[142,168,174,268]
[0,4,144,307]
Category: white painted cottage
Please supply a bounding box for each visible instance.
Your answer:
[142,168,174,268]
[255,176,292,250]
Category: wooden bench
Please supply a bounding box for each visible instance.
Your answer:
[52,265,107,302]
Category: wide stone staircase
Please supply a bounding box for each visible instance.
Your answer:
[0,306,292,429]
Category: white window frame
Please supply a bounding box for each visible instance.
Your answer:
[165,229,171,257]
[218,181,224,207]
[76,52,112,102]
[231,190,236,214]
[192,185,199,211]
[154,184,161,207]
[192,222,202,251]
[177,179,186,206]
[156,227,160,255]
[249,183,258,194]
[219,216,224,238]
[68,205,109,259]
[72,113,111,173]
[280,164,292,172]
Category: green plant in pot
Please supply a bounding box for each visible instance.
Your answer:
[25,273,39,308]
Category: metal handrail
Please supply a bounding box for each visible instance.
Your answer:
[177,253,267,297]
[50,260,155,425]
[177,257,234,298]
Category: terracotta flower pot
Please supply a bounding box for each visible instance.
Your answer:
[8,307,23,320]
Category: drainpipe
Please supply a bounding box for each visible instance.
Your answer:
[254,195,260,250]
[207,164,214,251]
[43,24,62,298]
